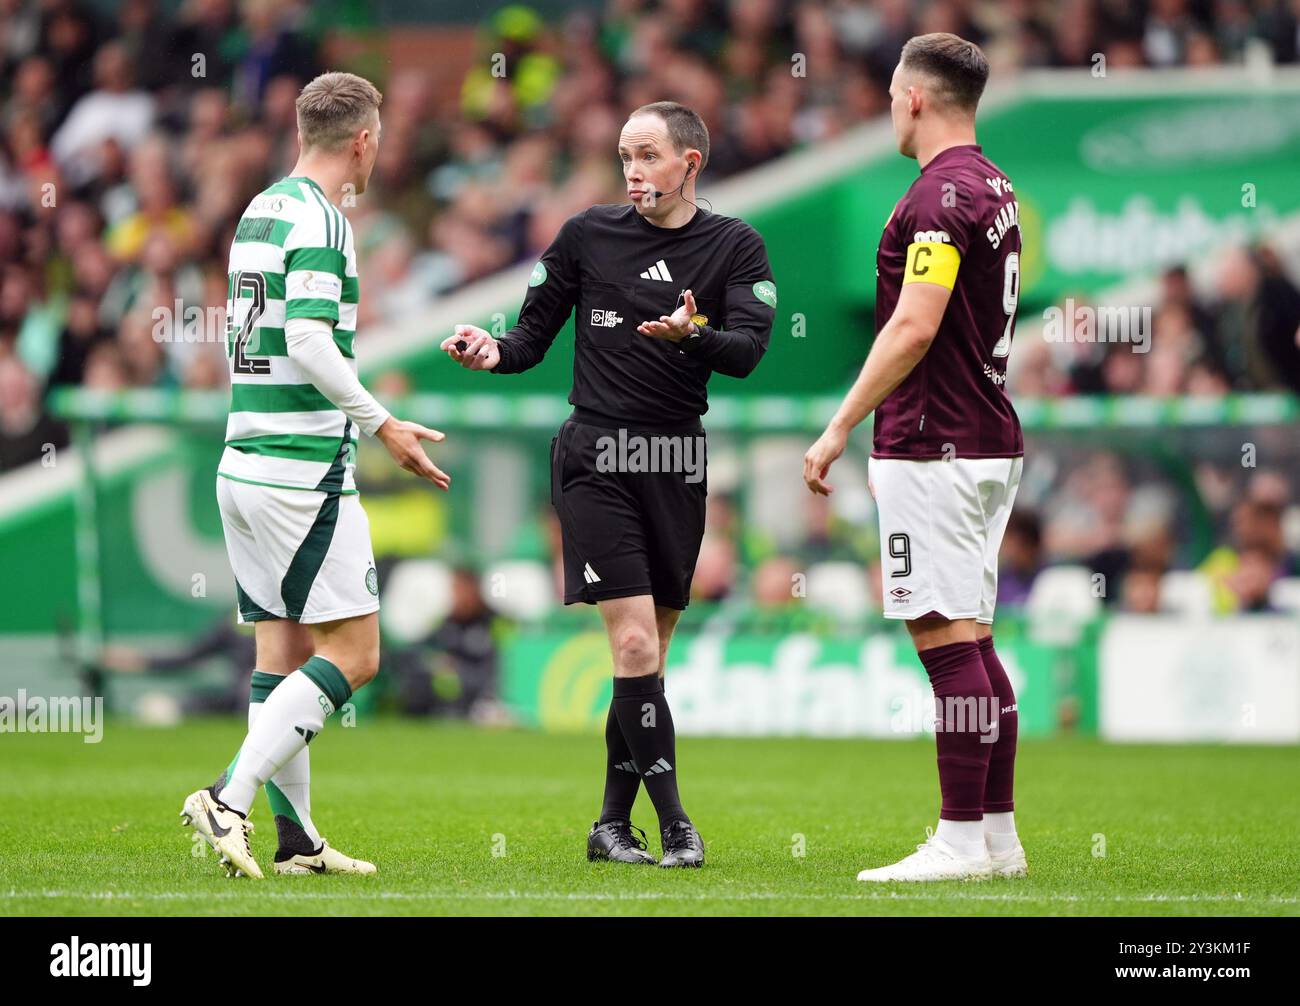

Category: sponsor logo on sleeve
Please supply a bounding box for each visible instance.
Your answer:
[302,271,343,298]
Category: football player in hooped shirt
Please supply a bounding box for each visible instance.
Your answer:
[804,34,1028,883]
[442,101,776,868]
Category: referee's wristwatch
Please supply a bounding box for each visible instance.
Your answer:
[680,322,708,354]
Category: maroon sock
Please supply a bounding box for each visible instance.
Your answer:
[917,640,995,822]
[978,635,1017,814]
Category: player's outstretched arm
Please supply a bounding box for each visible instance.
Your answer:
[374,418,451,489]
[803,281,950,495]
[284,317,451,489]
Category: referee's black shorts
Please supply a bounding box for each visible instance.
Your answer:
[550,408,708,610]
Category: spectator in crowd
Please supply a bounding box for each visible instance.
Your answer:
[0,350,67,470]
[997,509,1044,608]
[1201,497,1293,611]
[395,566,503,720]
[1121,564,1164,613]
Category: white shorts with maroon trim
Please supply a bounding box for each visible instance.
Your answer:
[868,455,1023,624]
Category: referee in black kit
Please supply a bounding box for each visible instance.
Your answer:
[441,101,776,867]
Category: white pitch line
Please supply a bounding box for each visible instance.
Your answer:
[3,889,1298,905]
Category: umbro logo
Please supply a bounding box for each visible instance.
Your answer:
[583,562,601,584]
[643,757,673,776]
[640,259,673,281]
[889,587,912,598]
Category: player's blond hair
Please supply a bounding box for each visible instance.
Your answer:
[296,72,383,152]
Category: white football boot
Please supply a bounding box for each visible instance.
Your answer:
[181,788,264,880]
[274,839,377,876]
[988,839,1029,878]
[857,827,992,882]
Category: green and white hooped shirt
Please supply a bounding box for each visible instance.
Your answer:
[219,176,361,494]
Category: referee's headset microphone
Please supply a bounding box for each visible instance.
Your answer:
[453,163,706,353]
[652,160,711,212]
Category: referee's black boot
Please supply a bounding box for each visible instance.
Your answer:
[587,820,657,864]
[659,819,705,868]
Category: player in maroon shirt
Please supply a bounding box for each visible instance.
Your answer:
[803,33,1027,882]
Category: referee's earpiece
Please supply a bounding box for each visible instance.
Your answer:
[653,160,696,200]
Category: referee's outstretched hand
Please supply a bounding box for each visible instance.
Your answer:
[638,288,696,342]
[803,425,848,496]
[376,418,451,491]
[441,325,500,370]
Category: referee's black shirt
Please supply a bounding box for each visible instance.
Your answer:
[493,203,776,427]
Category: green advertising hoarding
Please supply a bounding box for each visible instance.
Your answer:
[502,619,1083,739]
[838,83,1300,309]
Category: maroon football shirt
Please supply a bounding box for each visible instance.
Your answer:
[872,144,1024,459]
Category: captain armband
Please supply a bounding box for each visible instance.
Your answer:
[902,241,961,290]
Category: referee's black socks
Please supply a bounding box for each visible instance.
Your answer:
[599,700,640,824]
[611,673,689,829]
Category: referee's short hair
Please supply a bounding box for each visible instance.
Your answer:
[900,33,989,113]
[632,100,709,172]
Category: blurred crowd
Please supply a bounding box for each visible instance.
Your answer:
[1011,253,1300,398]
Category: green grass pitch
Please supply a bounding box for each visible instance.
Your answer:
[2,720,1297,916]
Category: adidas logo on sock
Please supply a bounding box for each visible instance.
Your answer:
[643,757,673,776]
[583,562,601,584]
[639,259,672,281]
[614,760,637,773]
[295,726,317,744]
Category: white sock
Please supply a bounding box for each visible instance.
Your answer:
[984,811,1018,853]
[935,818,987,859]
[248,701,323,849]
[221,669,340,814]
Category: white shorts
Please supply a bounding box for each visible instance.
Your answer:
[868,455,1023,624]
[216,475,379,624]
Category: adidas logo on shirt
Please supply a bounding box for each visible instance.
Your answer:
[640,259,673,281]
